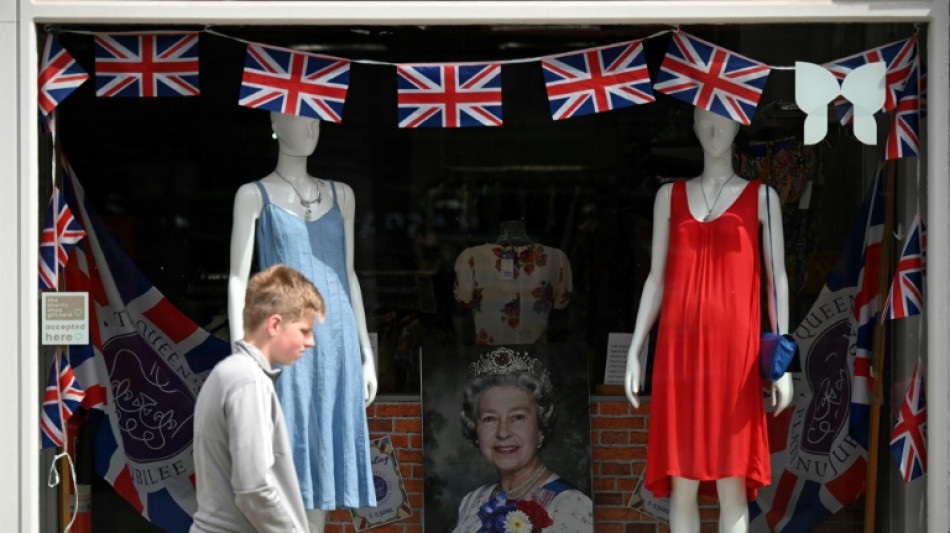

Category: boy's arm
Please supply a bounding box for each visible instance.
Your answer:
[227,381,300,533]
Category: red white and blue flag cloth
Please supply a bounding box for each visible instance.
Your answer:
[41,348,86,449]
[94,32,200,98]
[824,37,918,126]
[882,213,926,322]
[890,358,927,483]
[39,185,87,291]
[396,62,503,128]
[239,43,351,122]
[884,53,922,160]
[61,158,229,532]
[540,40,654,121]
[653,31,771,126]
[750,164,886,532]
[38,33,89,118]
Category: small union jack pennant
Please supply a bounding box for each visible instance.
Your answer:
[39,186,86,290]
[653,31,770,126]
[882,214,926,322]
[541,40,654,121]
[396,63,503,128]
[885,54,922,160]
[239,43,351,122]
[890,358,927,482]
[824,37,917,125]
[38,34,89,118]
[41,348,86,448]
[95,32,200,97]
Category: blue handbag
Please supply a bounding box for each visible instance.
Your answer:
[760,188,799,381]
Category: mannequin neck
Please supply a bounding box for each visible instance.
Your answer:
[274,152,310,182]
[700,153,736,184]
[496,220,532,246]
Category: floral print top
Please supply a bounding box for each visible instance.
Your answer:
[454,243,573,345]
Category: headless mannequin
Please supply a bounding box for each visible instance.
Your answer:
[623,108,793,533]
[228,112,378,533]
[496,219,533,246]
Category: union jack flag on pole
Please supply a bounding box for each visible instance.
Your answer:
[396,63,503,128]
[41,348,86,448]
[541,40,654,121]
[885,54,922,160]
[882,213,926,322]
[95,32,200,97]
[39,185,86,290]
[890,358,927,482]
[38,34,89,118]
[824,37,918,126]
[653,31,771,126]
[239,43,351,122]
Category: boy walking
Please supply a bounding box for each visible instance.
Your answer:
[191,264,324,533]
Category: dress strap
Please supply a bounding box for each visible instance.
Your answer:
[254,181,270,204]
[329,180,338,206]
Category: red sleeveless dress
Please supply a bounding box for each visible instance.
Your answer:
[645,179,770,501]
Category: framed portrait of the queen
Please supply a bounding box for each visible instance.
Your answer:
[422,343,593,532]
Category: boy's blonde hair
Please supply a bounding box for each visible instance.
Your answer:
[243,264,325,333]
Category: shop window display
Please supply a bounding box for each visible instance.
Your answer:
[38,22,927,533]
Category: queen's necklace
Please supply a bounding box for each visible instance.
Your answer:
[700,173,736,222]
[498,464,547,500]
[275,169,321,219]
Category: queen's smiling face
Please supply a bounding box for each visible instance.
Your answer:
[476,384,542,477]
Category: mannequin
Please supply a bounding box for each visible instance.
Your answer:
[495,219,533,246]
[623,107,792,533]
[228,112,377,532]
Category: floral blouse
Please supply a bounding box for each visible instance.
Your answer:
[454,243,573,345]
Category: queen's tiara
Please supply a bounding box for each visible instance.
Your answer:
[468,347,551,390]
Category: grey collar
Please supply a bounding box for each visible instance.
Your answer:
[234,339,281,378]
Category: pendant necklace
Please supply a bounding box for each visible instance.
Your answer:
[700,173,736,222]
[275,170,321,220]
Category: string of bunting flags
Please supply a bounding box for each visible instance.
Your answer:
[39,27,923,157]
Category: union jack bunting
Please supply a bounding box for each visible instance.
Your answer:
[890,359,927,482]
[882,214,926,322]
[653,31,770,126]
[239,43,351,122]
[95,32,200,97]
[38,34,89,118]
[41,348,86,448]
[885,54,922,160]
[39,185,86,290]
[541,40,654,121]
[824,37,918,125]
[396,63,503,128]
[849,162,886,449]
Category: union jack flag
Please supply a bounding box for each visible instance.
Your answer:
[882,214,926,322]
[239,43,351,122]
[653,31,770,126]
[396,63,503,128]
[40,185,86,290]
[95,32,200,98]
[541,40,654,121]
[890,358,927,482]
[41,348,86,448]
[62,158,229,532]
[824,37,917,125]
[38,34,89,118]
[885,54,922,160]
[849,162,886,449]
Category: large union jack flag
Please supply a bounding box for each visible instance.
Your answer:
[95,32,200,98]
[541,40,654,121]
[885,54,922,160]
[38,34,89,118]
[882,213,926,322]
[890,358,927,482]
[41,348,86,448]
[396,63,503,128]
[824,37,917,126]
[239,43,351,122]
[653,31,770,126]
[40,185,86,290]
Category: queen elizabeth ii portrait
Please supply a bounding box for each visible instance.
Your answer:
[422,345,592,533]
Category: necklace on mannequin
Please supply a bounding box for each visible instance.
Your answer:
[274,169,321,219]
[700,173,736,222]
